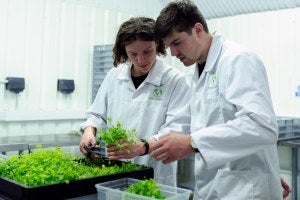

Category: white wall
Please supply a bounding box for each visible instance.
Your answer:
[0,0,136,136]
[205,9,300,118]
[0,0,299,136]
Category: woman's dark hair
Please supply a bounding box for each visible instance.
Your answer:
[155,0,209,39]
[112,17,166,67]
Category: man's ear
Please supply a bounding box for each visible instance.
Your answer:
[194,23,204,37]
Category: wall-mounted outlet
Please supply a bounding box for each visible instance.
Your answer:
[57,79,75,94]
[5,77,25,93]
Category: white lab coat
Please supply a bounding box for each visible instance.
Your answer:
[81,57,190,186]
[190,33,282,199]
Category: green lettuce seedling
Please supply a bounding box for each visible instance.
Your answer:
[0,146,143,187]
[97,118,138,151]
[125,179,166,199]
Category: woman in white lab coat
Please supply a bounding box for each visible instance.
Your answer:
[151,1,283,199]
[79,17,190,186]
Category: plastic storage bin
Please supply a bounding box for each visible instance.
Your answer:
[95,177,192,200]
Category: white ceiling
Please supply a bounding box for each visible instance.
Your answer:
[62,0,300,19]
[193,0,300,19]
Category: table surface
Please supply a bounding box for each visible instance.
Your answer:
[0,133,81,144]
[0,134,81,152]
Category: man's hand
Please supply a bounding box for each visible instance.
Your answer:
[106,140,145,160]
[151,132,195,164]
[281,177,291,199]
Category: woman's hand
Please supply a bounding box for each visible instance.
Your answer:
[79,126,98,158]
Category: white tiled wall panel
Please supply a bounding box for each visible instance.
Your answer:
[206,8,300,118]
[0,0,134,135]
[0,0,299,136]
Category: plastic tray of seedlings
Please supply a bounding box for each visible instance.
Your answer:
[0,148,153,200]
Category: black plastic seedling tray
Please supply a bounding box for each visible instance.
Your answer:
[0,159,153,200]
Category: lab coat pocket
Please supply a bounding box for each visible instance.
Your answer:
[215,169,253,200]
[198,88,224,126]
[145,99,167,111]
[203,88,220,103]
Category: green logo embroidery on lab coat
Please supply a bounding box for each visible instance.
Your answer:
[208,73,217,89]
[151,86,163,100]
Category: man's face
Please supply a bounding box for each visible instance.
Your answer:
[163,25,203,66]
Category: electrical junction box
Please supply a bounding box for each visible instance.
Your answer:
[57,79,75,94]
[296,85,300,97]
[5,77,25,93]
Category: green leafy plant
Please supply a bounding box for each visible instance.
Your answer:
[97,118,138,150]
[125,179,166,199]
[0,146,143,187]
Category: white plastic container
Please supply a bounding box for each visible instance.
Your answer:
[95,177,192,200]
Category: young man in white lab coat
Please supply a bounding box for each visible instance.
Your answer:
[79,17,190,186]
[151,0,283,199]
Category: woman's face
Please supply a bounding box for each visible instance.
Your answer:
[125,40,157,76]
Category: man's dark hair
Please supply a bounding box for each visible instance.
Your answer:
[113,17,166,67]
[155,0,209,39]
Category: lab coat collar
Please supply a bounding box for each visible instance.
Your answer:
[204,32,225,73]
[146,57,165,86]
[117,63,131,80]
[117,56,164,87]
[192,32,225,85]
